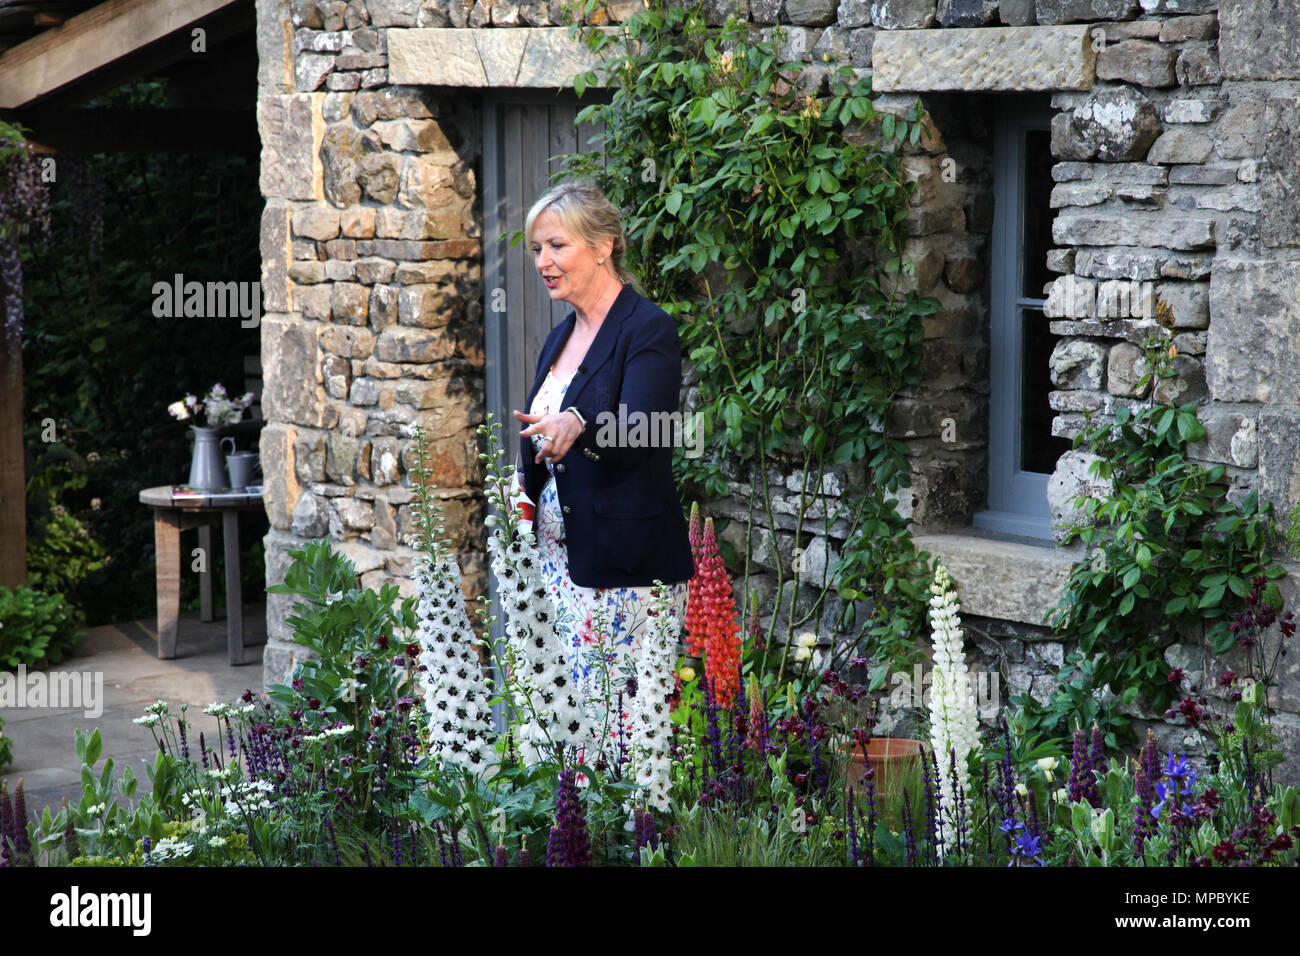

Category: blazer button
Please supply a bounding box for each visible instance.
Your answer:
[555,463,566,474]
[562,505,572,515]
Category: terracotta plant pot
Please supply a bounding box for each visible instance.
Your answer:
[841,737,927,796]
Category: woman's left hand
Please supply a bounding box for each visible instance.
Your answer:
[515,408,583,464]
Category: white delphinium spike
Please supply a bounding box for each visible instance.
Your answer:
[487,519,593,761]
[412,551,496,771]
[927,562,981,856]
[407,421,496,772]
[478,416,593,762]
[627,586,681,813]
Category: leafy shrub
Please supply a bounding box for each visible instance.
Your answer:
[1034,325,1286,747]
[0,585,81,670]
[25,451,111,615]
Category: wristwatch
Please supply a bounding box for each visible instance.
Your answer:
[564,406,587,433]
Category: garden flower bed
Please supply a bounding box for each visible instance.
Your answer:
[2,421,1295,869]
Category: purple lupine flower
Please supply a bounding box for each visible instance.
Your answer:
[199,732,210,772]
[902,788,917,867]
[809,727,828,804]
[519,836,533,868]
[921,748,940,864]
[362,840,373,867]
[703,678,724,784]
[391,819,403,867]
[13,782,30,866]
[178,715,190,761]
[846,793,862,867]
[0,784,12,857]
[1088,723,1108,789]
[1133,731,1160,858]
[992,720,1017,830]
[546,768,592,866]
[1067,727,1087,804]
[495,845,510,867]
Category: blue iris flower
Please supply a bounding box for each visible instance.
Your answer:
[1007,831,1045,867]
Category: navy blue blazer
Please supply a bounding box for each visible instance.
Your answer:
[519,283,696,589]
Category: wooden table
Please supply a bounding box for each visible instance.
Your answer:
[139,485,267,664]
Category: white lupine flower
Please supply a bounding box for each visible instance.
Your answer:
[412,553,496,771]
[626,589,682,813]
[927,563,981,857]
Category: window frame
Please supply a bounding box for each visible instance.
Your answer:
[972,96,1058,540]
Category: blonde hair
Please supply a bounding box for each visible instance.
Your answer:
[524,182,637,287]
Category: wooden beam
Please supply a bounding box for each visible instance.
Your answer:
[0,336,26,588]
[0,0,244,108]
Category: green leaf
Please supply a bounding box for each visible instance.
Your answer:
[1199,583,1225,609]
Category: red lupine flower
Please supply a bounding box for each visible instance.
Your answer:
[698,517,741,708]
[684,502,707,656]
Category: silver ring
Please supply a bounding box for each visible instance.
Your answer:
[539,435,552,444]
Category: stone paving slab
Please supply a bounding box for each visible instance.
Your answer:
[1,608,267,822]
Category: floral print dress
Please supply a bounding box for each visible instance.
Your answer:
[520,364,689,747]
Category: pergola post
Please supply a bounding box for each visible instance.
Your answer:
[0,333,26,588]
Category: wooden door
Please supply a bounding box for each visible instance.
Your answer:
[482,93,606,451]
[480,93,606,726]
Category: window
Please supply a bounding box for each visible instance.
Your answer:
[973,97,1071,540]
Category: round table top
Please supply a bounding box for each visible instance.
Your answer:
[139,485,266,510]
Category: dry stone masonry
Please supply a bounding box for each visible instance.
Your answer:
[256,0,1300,773]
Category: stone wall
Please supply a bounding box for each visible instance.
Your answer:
[257,0,487,682]
[255,0,1300,774]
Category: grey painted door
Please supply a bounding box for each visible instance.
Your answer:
[480,93,606,728]
[483,94,606,448]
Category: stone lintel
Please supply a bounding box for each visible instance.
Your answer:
[913,532,1082,626]
[388,27,623,88]
[872,25,1096,93]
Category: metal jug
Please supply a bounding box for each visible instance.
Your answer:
[188,427,235,489]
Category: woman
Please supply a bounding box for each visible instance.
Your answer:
[509,182,695,742]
